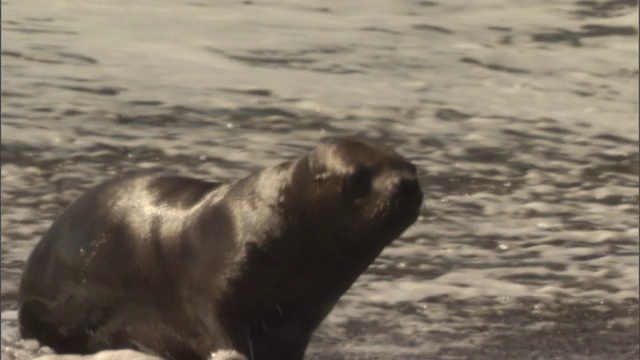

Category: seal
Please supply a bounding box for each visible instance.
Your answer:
[19,137,423,360]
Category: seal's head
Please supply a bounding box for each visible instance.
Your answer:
[291,137,423,250]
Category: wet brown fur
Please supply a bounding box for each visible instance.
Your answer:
[18,138,423,360]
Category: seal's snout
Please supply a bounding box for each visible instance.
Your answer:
[398,176,423,216]
[389,170,423,218]
[399,177,421,197]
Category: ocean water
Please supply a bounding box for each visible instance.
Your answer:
[1,0,638,359]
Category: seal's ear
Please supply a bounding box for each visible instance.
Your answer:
[306,150,332,185]
[343,167,372,199]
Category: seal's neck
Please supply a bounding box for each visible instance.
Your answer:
[222,219,386,355]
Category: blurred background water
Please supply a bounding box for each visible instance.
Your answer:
[1,0,639,359]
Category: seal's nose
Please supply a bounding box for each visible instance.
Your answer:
[399,178,421,197]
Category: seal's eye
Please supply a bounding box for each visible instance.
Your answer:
[344,167,372,199]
